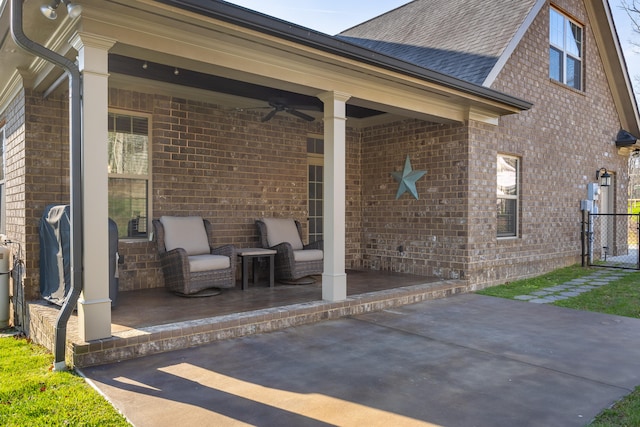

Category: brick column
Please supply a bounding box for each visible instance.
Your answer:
[70,33,115,341]
[318,91,350,301]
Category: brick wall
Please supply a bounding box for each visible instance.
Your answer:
[3,0,632,298]
[0,88,69,327]
[2,90,26,327]
[23,90,71,297]
[360,120,469,280]
[470,0,628,287]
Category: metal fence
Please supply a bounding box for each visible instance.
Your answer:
[582,212,640,269]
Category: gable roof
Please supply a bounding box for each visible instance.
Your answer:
[152,0,533,112]
[339,0,539,86]
[338,0,639,140]
[0,0,533,121]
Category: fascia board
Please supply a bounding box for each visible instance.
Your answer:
[86,2,521,123]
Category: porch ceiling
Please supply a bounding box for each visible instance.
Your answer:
[108,53,386,121]
[0,0,79,108]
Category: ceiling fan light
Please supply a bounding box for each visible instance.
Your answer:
[66,2,83,19]
[40,4,58,19]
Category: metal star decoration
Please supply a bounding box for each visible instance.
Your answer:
[390,155,427,200]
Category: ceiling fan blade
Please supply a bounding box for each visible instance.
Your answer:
[286,108,315,122]
[261,109,278,122]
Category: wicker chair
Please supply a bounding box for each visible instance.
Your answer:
[256,218,323,282]
[153,216,236,296]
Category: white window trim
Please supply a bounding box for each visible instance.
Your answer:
[307,134,324,243]
[0,126,5,234]
[497,154,520,239]
[550,7,583,90]
[107,109,152,241]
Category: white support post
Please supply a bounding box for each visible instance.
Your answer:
[317,91,351,301]
[70,33,116,341]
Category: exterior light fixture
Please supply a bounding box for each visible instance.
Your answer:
[615,129,638,147]
[40,0,82,20]
[596,168,611,187]
[40,1,59,19]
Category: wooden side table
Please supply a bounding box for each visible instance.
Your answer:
[237,248,276,290]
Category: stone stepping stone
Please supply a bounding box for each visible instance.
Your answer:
[560,291,582,297]
[547,285,571,291]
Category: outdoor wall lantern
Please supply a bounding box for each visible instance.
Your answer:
[40,0,82,20]
[596,168,611,187]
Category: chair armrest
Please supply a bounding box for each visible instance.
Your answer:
[158,247,190,277]
[304,239,323,251]
[269,242,295,267]
[160,247,188,261]
[211,244,236,258]
[212,244,237,271]
[270,241,294,255]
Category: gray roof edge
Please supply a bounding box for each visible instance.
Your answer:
[155,0,533,111]
[483,0,546,87]
[601,0,640,130]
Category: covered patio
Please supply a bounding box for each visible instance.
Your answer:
[2,0,530,369]
[28,270,471,367]
[27,271,468,367]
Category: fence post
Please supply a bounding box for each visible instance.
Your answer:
[581,209,588,267]
[637,214,640,270]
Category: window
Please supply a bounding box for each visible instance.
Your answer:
[107,112,150,239]
[497,155,519,237]
[0,127,4,234]
[307,136,324,243]
[549,7,583,90]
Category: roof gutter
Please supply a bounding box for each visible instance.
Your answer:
[155,0,533,112]
[10,0,83,372]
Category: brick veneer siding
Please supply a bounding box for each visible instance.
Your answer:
[24,90,71,296]
[0,88,70,328]
[3,0,632,300]
[360,120,469,280]
[470,0,628,287]
[2,90,26,328]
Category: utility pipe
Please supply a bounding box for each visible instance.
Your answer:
[11,0,83,371]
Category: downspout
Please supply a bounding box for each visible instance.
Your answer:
[11,0,83,371]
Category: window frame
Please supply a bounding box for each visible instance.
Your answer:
[549,7,583,90]
[307,135,324,243]
[497,154,520,239]
[0,126,5,234]
[107,109,152,240]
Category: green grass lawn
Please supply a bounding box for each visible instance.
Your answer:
[477,265,640,426]
[476,264,595,299]
[0,333,130,426]
[554,272,640,318]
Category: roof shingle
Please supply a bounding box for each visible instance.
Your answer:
[339,0,537,85]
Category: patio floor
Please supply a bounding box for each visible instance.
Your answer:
[26,270,470,368]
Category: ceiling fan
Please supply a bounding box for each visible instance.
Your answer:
[258,98,316,122]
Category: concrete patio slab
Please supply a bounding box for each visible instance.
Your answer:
[80,294,640,427]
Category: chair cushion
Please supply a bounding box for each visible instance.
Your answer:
[188,254,230,273]
[261,218,304,250]
[160,216,210,256]
[293,249,323,262]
